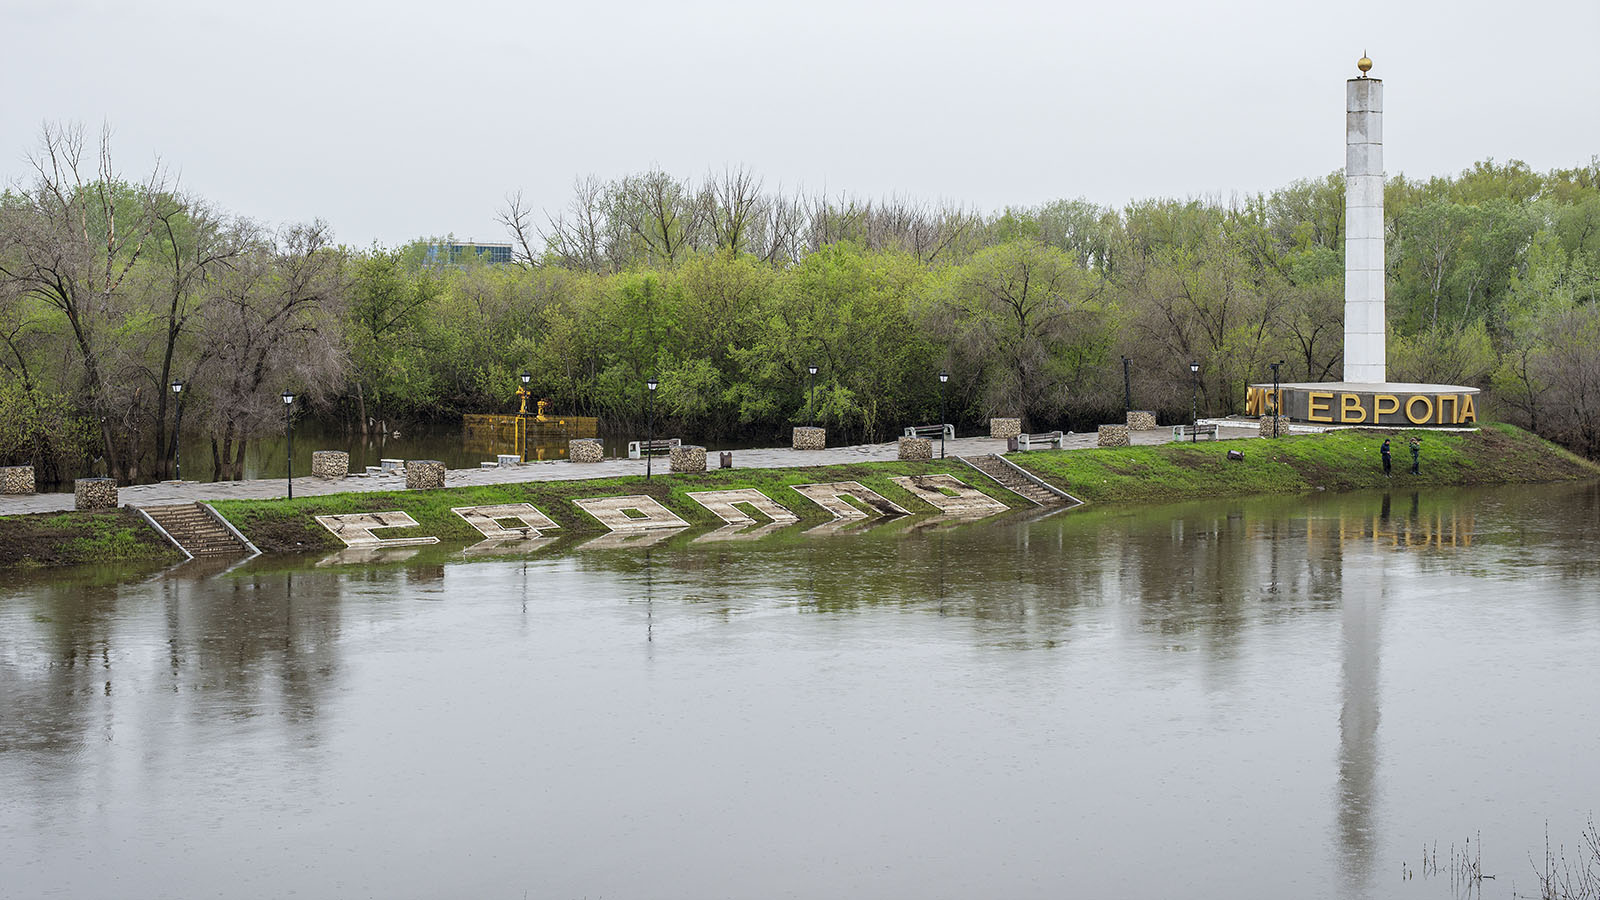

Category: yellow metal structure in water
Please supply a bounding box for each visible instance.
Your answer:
[463,404,599,461]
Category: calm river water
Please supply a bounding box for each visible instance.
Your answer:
[3,483,1598,899]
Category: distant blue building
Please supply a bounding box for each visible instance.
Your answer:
[424,242,514,266]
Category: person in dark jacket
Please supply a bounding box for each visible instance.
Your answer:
[1380,438,1392,477]
[1409,437,1421,474]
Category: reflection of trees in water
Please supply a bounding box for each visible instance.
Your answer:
[0,577,124,756]
[0,570,349,761]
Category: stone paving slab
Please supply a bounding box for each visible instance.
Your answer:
[0,427,1258,517]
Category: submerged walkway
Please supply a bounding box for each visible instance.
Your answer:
[1,422,1261,516]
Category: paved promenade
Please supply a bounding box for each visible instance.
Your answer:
[0,422,1260,516]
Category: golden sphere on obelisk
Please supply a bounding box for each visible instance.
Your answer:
[1357,53,1373,75]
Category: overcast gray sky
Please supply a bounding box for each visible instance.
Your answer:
[4,0,1596,248]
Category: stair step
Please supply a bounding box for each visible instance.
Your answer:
[141,502,250,558]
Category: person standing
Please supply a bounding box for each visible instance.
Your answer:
[1380,438,1392,477]
[1409,437,1421,475]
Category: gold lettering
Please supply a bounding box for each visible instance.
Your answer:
[1308,391,1334,422]
[1437,394,1458,424]
[1339,393,1368,423]
[1245,387,1263,416]
[1374,394,1400,419]
[1405,395,1433,425]
[1458,393,1476,423]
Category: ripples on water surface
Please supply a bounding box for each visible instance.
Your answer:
[2,482,1598,899]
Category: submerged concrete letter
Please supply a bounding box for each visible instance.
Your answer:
[451,503,559,539]
[315,511,440,548]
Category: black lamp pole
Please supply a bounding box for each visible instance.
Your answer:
[806,363,818,426]
[645,376,658,481]
[1269,360,1283,437]
[938,369,949,459]
[1188,362,1200,443]
[519,371,531,461]
[1121,355,1132,413]
[170,380,185,481]
[282,389,296,498]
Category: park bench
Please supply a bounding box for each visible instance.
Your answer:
[1015,431,1065,450]
[1172,424,1219,441]
[903,424,955,440]
[628,438,681,459]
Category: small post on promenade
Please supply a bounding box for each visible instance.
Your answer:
[1188,361,1200,443]
[281,389,296,498]
[938,369,949,459]
[1121,355,1132,413]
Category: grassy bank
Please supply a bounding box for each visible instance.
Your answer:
[212,459,1031,553]
[0,508,184,569]
[1011,423,1598,504]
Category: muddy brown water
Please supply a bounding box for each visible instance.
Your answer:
[3,482,1598,898]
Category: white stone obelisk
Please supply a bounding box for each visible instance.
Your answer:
[1343,60,1386,384]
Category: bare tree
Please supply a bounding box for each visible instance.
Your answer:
[0,123,166,481]
[197,222,345,480]
[702,165,766,256]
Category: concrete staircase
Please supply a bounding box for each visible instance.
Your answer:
[959,455,1076,508]
[141,503,252,558]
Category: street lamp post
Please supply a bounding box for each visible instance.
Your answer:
[170,381,185,482]
[282,390,296,498]
[518,371,532,461]
[938,370,949,459]
[1188,361,1200,443]
[645,376,658,481]
[1121,355,1132,413]
[1268,360,1283,437]
[806,363,818,426]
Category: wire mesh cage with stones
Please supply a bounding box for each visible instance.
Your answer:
[669,445,708,473]
[405,460,446,490]
[792,427,826,450]
[1,465,35,494]
[1259,416,1290,438]
[568,439,604,463]
[989,418,1022,439]
[312,451,349,478]
[1126,411,1157,431]
[1097,425,1131,448]
[897,436,933,460]
[74,477,118,510]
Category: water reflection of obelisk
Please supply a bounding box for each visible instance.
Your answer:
[1344,55,1386,383]
[1337,518,1384,893]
